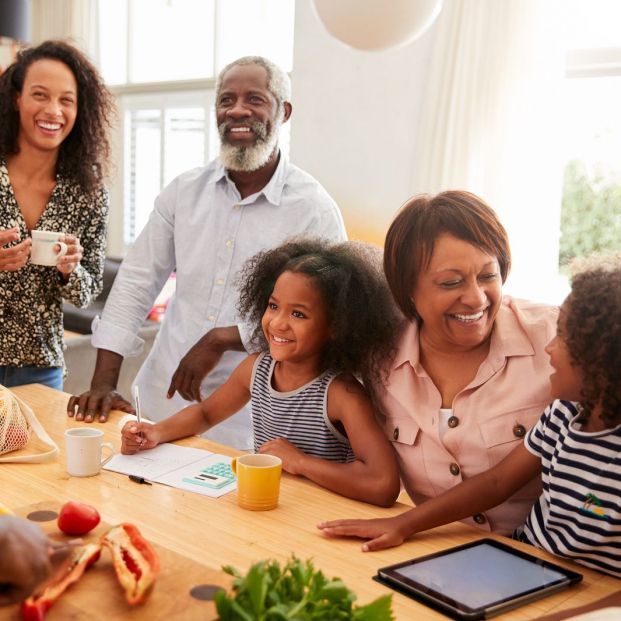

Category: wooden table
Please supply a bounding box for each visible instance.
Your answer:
[2,384,618,620]
[63,329,84,341]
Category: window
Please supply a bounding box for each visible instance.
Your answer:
[98,0,295,249]
[559,1,621,270]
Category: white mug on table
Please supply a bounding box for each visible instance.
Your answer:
[64,428,114,477]
[30,230,68,266]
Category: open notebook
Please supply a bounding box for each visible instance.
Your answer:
[104,443,236,498]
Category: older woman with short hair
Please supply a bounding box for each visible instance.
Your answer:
[319,190,557,543]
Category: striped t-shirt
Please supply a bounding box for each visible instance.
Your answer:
[250,352,354,462]
[521,400,621,577]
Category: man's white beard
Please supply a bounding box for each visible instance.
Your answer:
[218,115,282,172]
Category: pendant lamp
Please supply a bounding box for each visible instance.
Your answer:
[312,0,442,52]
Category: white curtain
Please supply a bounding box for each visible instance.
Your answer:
[412,0,567,302]
[31,0,99,61]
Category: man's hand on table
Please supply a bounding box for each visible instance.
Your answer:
[167,326,245,402]
[67,349,134,422]
[0,516,70,606]
[67,383,134,423]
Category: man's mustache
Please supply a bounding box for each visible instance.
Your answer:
[219,120,268,142]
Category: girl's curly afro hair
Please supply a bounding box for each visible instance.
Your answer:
[564,254,621,426]
[237,237,403,384]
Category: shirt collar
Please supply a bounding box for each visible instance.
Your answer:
[210,150,288,206]
[392,298,536,372]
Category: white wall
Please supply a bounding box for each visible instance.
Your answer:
[291,0,568,304]
[290,0,436,245]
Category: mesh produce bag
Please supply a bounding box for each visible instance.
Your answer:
[0,384,58,463]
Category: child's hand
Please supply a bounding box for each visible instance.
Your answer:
[316,515,411,552]
[258,438,306,475]
[120,422,160,454]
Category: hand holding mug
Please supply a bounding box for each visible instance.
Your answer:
[56,234,83,277]
[30,230,68,267]
[0,227,31,272]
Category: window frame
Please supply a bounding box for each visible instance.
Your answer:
[106,80,216,255]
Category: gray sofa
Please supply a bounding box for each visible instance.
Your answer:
[63,325,160,397]
[63,257,123,334]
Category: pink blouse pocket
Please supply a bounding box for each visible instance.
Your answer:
[479,406,544,469]
[383,416,421,446]
[480,406,542,447]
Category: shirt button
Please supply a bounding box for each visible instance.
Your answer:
[447,415,459,428]
[233,204,241,210]
[216,278,224,285]
[208,314,216,322]
[225,240,233,248]
[513,424,526,438]
[473,513,486,524]
[449,462,461,476]
[393,427,399,441]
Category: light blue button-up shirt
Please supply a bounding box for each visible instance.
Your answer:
[92,155,346,448]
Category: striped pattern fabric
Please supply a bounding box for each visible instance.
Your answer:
[250,352,354,463]
[522,400,621,577]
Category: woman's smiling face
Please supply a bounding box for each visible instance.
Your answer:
[412,233,503,352]
[15,59,78,154]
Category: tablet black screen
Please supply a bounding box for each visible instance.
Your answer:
[389,541,570,609]
[378,538,583,618]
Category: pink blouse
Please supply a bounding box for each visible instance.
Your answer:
[376,297,558,535]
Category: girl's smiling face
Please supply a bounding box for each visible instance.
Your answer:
[412,233,502,353]
[261,271,332,369]
[545,302,584,401]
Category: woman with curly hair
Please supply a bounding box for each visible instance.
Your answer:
[121,238,402,507]
[320,256,621,578]
[0,40,114,389]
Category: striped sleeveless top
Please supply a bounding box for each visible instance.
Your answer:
[250,352,354,462]
[521,400,621,577]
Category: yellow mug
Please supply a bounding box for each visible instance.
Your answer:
[231,454,282,511]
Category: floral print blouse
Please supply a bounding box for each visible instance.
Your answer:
[0,160,108,369]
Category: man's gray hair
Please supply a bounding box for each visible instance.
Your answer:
[215,56,291,108]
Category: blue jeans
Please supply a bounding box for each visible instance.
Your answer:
[0,366,63,390]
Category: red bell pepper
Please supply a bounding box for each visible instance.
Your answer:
[100,523,159,605]
[20,543,101,621]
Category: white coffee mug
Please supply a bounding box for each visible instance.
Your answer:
[31,230,68,266]
[65,428,114,477]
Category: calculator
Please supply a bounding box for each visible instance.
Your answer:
[182,462,236,489]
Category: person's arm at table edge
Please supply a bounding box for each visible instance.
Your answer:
[122,355,255,452]
[319,442,540,550]
[260,376,401,507]
[536,592,621,621]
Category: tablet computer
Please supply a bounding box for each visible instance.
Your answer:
[375,538,582,620]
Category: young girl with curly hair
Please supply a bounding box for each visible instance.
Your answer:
[122,238,402,506]
[320,256,621,578]
[0,40,114,389]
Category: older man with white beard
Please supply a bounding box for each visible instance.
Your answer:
[67,56,346,449]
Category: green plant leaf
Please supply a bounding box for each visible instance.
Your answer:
[217,556,394,621]
[353,595,394,621]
